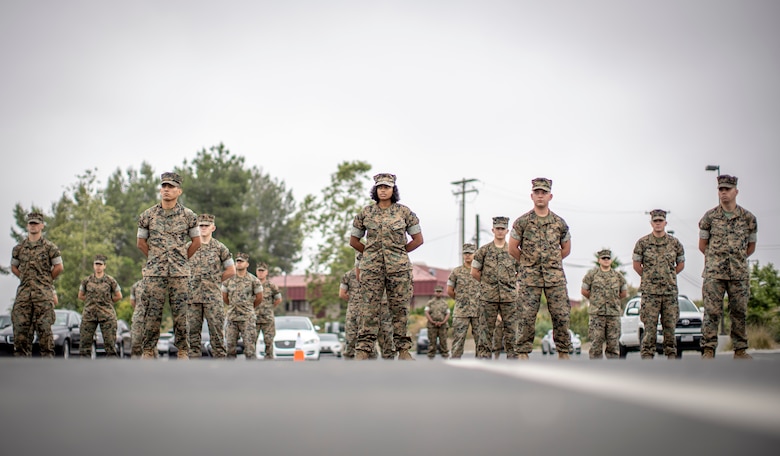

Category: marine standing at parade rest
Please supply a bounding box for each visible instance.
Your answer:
[255,262,282,360]
[339,252,363,359]
[581,249,627,359]
[698,175,757,359]
[10,212,64,357]
[350,173,423,361]
[188,214,235,359]
[222,253,263,360]
[447,243,481,359]
[424,286,450,359]
[78,255,122,358]
[137,172,201,359]
[129,279,145,358]
[472,216,520,359]
[633,209,685,359]
[509,177,573,360]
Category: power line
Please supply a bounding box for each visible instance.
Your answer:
[451,178,478,253]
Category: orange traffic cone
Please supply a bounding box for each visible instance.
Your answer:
[293,332,305,362]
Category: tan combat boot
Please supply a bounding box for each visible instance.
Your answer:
[667,354,677,360]
[558,352,570,360]
[701,348,715,359]
[734,349,753,360]
[518,353,529,360]
[177,351,189,360]
[355,350,370,360]
[397,350,415,360]
[141,349,156,359]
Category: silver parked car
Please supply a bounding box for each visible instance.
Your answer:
[540,329,582,355]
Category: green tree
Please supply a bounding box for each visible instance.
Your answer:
[302,160,373,316]
[748,262,780,336]
[41,170,120,310]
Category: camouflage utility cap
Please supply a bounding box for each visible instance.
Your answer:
[26,212,44,224]
[650,209,667,221]
[373,173,396,187]
[197,213,215,225]
[717,174,738,189]
[463,243,476,254]
[256,262,268,271]
[94,254,107,264]
[597,249,612,259]
[493,216,509,228]
[532,177,552,192]
[435,285,443,292]
[161,172,183,188]
[236,252,249,262]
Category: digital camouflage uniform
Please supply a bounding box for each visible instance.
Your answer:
[256,275,282,358]
[511,210,572,356]
[699,203,757,353]
[222,273,263,359]
[472,240,520,359]
[341,269,361,358]
[447,264,480,358]
[79,272,121,358]
[633,230,685,358]
[425,294,450,359]
[188,237,233,358]
[351,202,421,356]
[129,280,145,357]
[137,201,199,356]
[582,266,627,359]
[10,236,62,357]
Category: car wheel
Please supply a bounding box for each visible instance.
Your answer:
[118,342,125,358]
[62,340,70,359]
[675,351,683,359]
[619,343,627,359]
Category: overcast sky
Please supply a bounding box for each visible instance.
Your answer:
[2,1,779,312]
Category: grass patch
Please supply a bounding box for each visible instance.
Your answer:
[722,324,777,350]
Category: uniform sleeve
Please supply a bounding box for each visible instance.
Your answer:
[581,269,594,291]
[406,208,421,235]
[220,244,234,269]
[221,282,228,294]
[351,208,366,239]
[632,239,644,263]
[559,218,571,244]
[698,211,712,240]
[253,279,264,295]
[675,238,685,264]
[446,270,457,289]
[79,279,87,294]
[49,242,63,265]
[340,273,350,291]
[748,212,758,243]
[619,273,628,292]
[187,210,200,239]
[137,210,150,239]
[510,217,523,241]
[11,245,20,267]
[471,248,484,271]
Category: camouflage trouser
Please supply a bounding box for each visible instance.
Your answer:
[226,319,256,359]
[477,301,519,359]
[427,324,449,358]
[141,276,190,355]
[450,316,480,358]
[11,299,55,357]
[81,318,118,358]
[640,294,678,357]
[344,300,360,358]
[589,315,621,359]
[493,318,505,357]
[517,285,571,355]
[702,278,749,351]
[255,315,275,357]
[374,304,395,359]
[356,269,412,355]
[188,302,226,358]
[131,300,146,357]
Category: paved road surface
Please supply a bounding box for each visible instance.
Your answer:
[1,353,778,456]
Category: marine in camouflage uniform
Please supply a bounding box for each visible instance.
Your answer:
[255,262,282,359]
[509,178,573,360]
[221,253,262,359]
[78,255,122,358]
[447,243,481,359]
[137,172,200,359]
[188,214,235,358]
[632,209,685,359]
[425,286,450,359]
[698,175,758,359]
[10,212,63,357]
[340,265,361,359]
[493,314,505,359]
[129,280,145,358]
[581,249,627,359]
[350,173,423,361]
[472,217,520,359]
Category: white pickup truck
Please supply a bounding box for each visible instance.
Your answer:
[619,295,704,358]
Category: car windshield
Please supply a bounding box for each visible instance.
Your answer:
[0,315,10,329]
[320,333,338,341]
[678,297,699,312]
[54,311,68,326]
[276,319,312,331]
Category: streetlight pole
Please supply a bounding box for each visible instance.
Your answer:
[705,164,726,335]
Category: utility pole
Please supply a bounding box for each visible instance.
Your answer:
[451,178,478,253]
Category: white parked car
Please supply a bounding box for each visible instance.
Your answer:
[257,316,321,360]
[619,295,704,358]
[619,297,644,358]
[318,333,343,357]
[540,329,582,355]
